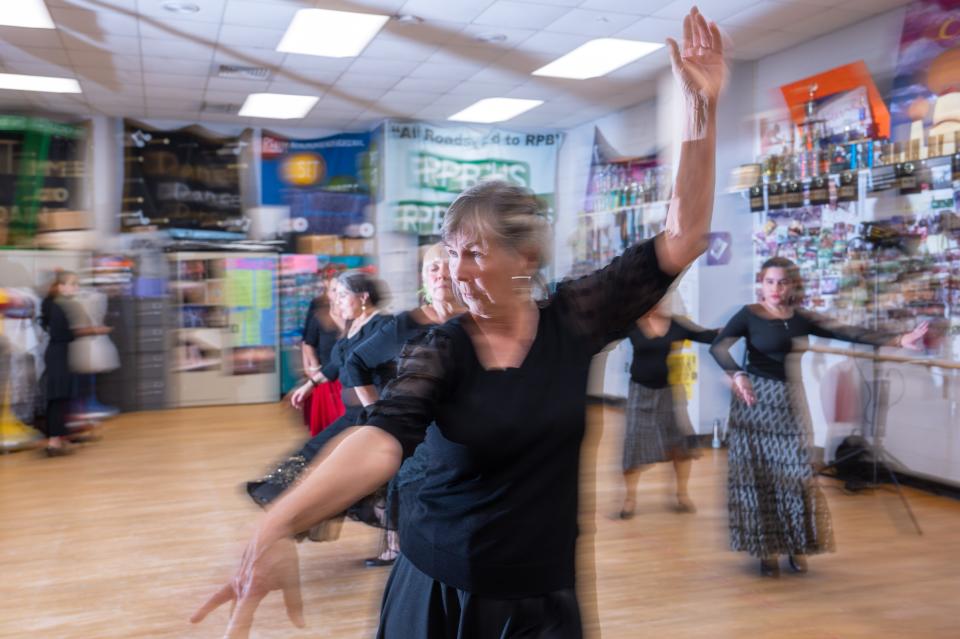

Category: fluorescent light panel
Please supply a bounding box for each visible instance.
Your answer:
[239,93,319,119]
[448,98,543,124]
[0,73,81,93]
[533,38,664,80]
[277,9,389,58]
[0,0,55,29]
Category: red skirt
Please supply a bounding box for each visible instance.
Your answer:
[308,380,345,437]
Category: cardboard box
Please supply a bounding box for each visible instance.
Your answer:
[341,238,374,256]
[38,209,90,231]
[297,234,342,255]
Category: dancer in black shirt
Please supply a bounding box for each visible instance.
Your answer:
[193,8,725,636]
[620,299,717,517]
[710,256,927,577]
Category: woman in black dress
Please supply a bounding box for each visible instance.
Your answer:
[709,256,928,577]
[342,242,465,566]
[193,8,724,636]
[245,269,390,507]
[620,298,717,517]
[40,271,80,456]
[301,273,346,436]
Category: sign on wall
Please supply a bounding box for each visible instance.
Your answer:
[261,132,374,237]
[382,121,560,237]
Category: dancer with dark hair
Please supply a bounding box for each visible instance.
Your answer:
[710,256,928,577]
[619,297,717,518]
[301,273,346,436]
[193,8,725,636]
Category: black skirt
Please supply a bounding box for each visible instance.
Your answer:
[377,555,582,639]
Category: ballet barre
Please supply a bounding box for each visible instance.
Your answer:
[807,344,960,371]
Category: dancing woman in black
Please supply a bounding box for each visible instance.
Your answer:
[709,256,928,578]
[620,298,717,518]
[341,243,465,566]
[193,8,725,636]
[245,269,390,507]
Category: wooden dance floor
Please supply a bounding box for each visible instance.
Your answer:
[1,403,958,638]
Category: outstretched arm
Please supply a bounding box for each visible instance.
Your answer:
[654,7,726,275]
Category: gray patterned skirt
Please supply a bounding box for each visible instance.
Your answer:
[727,373,835,558]
[623,382,695,471]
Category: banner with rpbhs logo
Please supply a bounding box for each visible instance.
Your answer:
[382,121,560,237]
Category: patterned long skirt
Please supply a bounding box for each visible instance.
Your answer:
[727,374,835,558]
[622,382,695,471]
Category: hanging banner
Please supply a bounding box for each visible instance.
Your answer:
[382,121,560,237]
[122,121,245,235]
[888,0,960,140]
[0,115,86,245]
[261,131,374,237]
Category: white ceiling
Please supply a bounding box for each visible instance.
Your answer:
[0,0,911,130]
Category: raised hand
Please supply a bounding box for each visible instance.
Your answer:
[666,7,727,104]
[899,321,929,351]
[191,534,305,639]
[290,381,314,409]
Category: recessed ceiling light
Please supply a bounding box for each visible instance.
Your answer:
[448,98,543,124]
[0,73,82,93]
[0,0,55,29]
[533,38,664,80]
[238,93,318,119]
[277,9,389,58]
[162,2,200,13]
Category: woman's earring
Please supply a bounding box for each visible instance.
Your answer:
[361,301,367,314]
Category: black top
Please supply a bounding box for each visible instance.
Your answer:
[710,304,892,382]
[41,295,76,399]
[364,237,676,597]
[303,300,339,365]
[627,317,717,388]
[323,313,392,403]
[342,310,436,391]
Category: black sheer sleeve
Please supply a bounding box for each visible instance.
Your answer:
[673,316,719,344]
[321,338,345,381]
[363,328,457,459]
[554,235,677,352]
[343,320,394,389]
[796,309,893,347]
[710,306,750,374]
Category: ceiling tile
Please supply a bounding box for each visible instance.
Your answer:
[205,76,270,92]
[516,31,593,55]
[0,27,66,48]
[67,49,142,69]
[138,16,223,40]
[60,32,142,53]
[378,89,442,107]
[0,60,75,76]
[270,70,341,88]
[425,47,502,68]
[217,24,284,49]
[334,72,399,90]
[50,6,140,35]
[390,76,462,93]
[458,24,537,50]
[361,36,442,62]
[722,1,815,32]
[213,47,287,69]
[408,60,487,80]
[346,57,420,76]
[222,0,300,30]
[200,89,249,103]
[140,56,214,75]
[281,54,354,72]
[546,8,640,36]
[137,0,227,24]
[315,94,375,113]
[614,16,681,41]
[396,0,495,23]
[446,80,521,99]
[145,86,203,99]
[143,73,210,88]
[0,46,73,65]
[780,8,867,37]
[467,65,528,87]
[74,66,144,84]
[652,0,758,22]
[473,1,571,30]
[141,37,215,61]
[267,79,335,95]
[579,0,673,14]
[380,18,469,45]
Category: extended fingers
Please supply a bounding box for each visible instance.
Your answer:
[223,593,264,639]
[682,13,693,54]
[282,580,306,628]
[709,20,723,54]
[190,584,234,624]
[666,37,683,71]
[693,8,711,51]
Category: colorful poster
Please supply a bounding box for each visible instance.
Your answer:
[382,121,560,237]
[224,257,277,375]
[261,132,374,236]
[122,121,245,234]
[888,0,960,139]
